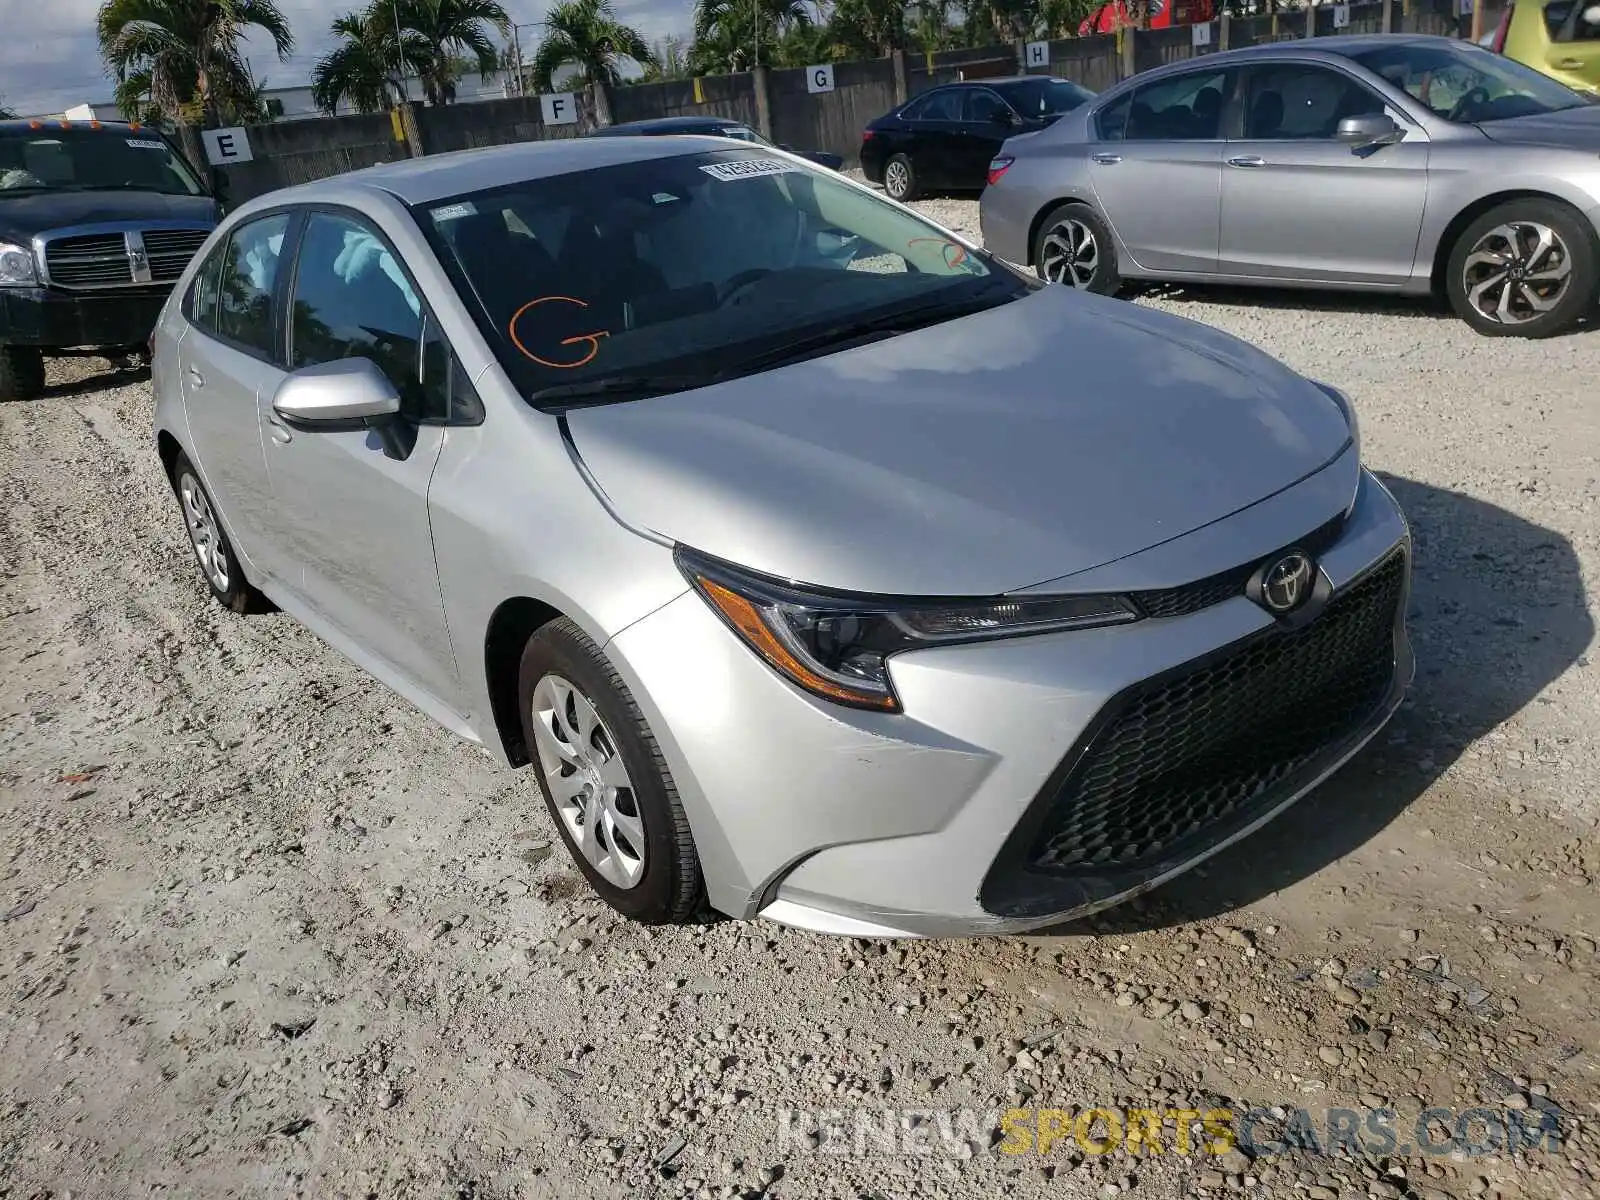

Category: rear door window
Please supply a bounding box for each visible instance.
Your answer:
[1543,0,1600,38]
[214,213,291,359]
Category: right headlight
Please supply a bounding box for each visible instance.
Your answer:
[0,242,38,287]
[678,547,1139,712]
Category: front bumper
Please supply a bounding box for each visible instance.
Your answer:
[606,465,1411,937]
[0,285,172,350]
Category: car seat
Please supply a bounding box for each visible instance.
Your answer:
[1192,87,1223,137]
[1249,90,1284,138]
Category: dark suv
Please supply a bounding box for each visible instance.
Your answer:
[0,119,220,401]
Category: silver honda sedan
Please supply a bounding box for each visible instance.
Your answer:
[152,136,1412,936]
[981,35,1600,338]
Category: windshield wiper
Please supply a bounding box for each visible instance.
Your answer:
[724,288,1018,375]
[531,373,719,411]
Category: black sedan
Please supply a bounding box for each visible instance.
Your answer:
[588,115,845,170]
[860,76,1095,201]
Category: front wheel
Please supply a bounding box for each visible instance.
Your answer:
[517,617,704,924]
[1446,199,1597,338]
[1032,203,1121,295]
[0,347,45,402]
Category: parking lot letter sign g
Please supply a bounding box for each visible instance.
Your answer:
[201,127,254,166]
[807,64,835,94]
[541,93,578,125]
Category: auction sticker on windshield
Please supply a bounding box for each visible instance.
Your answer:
[126,139,168,150]
[700,159,798,182]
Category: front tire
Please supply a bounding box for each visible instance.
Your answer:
[1033,203,1121,295]
[0,347,45,402]
[883,153,918,203]
[517,617,703,924]
[1446,199,1597,338]
[171,452,266,613]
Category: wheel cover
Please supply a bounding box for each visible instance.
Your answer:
[1462,220,1573,326]
[885,160,909,197]
[179,473,230,592]
[1040,218,1099,288]
[530,673,646,890]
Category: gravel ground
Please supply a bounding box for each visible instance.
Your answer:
[3,193,1600,1200]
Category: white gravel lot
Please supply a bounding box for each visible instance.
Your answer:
[3,190,1600,1200]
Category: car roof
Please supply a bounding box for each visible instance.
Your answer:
[1096,32,1469,88]
[0,118,152,133]
[602,115,745,133]
[249,134,748,208]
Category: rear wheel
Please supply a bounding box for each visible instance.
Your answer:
[1033,203,1121,295]
[171,452,267,613]
[883,154,918,203]
[1446,199,1597,338]
[0,347,45,402]
[517,617,703,924]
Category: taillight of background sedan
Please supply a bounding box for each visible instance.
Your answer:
[152,135,1411,936]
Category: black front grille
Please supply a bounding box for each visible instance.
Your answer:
[1131,513,1347,620]
[1029,550,1406,872]
[45,233,131,287]
[141,229,209,282]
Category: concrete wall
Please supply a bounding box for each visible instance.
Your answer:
[210,0,1470,204]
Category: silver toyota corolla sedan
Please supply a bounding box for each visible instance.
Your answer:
[152,136,1412,936]
[981,35,1600,338]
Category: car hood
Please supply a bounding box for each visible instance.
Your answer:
[566,287,1353,596]
[1477,103,1600,148]
[0,190,218,242]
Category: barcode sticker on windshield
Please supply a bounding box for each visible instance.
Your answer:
[699,158,797,182]
[126,139,167,150]
[430,202,477,221]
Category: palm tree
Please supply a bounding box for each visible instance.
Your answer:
[690,0,811,69]
[529,0,657,91]
[828,0,909,56]
[311,9,406,114]
[398,0,510,106]
[97,0,294,125]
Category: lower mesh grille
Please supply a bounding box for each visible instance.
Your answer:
[1029,550,1406,872]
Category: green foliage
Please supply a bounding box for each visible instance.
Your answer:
[311,0,510,114]
[97,0,295,125]
[529,0,657,91]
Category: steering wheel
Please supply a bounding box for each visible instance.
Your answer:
[717,268,773,307]
[1447,86,1491,122]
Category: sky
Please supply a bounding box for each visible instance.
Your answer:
[1,0,694,117]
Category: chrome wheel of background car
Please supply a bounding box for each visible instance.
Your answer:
[1461,221,1573,327]
[1040,218,1099,287]
[884,159,910,198]
[530,673,646,890]
[179,473,230,593]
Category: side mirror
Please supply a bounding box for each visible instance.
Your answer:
[272,358,415,460]
[777,142,795,151]
[1336,114,1405,148]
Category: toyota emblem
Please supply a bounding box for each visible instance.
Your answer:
[1260,552,1315,615]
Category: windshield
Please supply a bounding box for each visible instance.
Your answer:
[419,148,1023,407]
[1348,41,1591,122]
[996,77,1097,117]
[0,127,204,197]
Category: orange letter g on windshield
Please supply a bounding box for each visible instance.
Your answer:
[509,296,610,369]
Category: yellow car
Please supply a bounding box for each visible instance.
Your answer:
[1491,0,1600,94]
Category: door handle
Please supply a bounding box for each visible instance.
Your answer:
[186,365,205,388]
[1553,57,1584,69]
[1228,155,1267,168]
[266,415,293,445]
[1091,152,1123,164]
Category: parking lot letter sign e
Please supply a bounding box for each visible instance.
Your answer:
[807,64,835,94]
[541,93,578,125]
[201,127,253,166]
[1026,41,1049,68]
